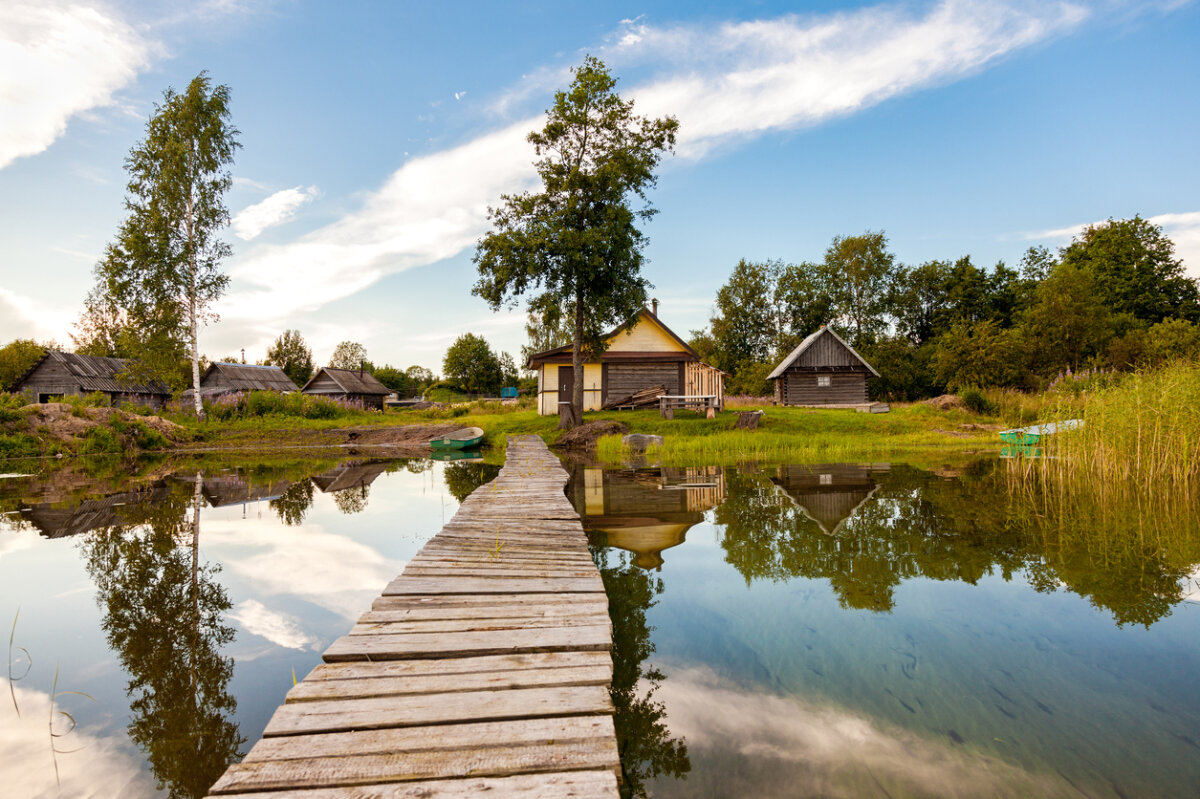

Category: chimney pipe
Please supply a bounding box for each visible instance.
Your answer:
[651,298,659,317]
[240,348,245,364]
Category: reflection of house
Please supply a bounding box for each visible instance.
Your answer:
[771,463,889,534]
[526,305,724,416]
[570,465,726,570]
[201,475,292,507]
[768,326,880,407]
[302,367,390,410]
[19,484,176,538]
[311,461,391,494]
[13,351,172,409]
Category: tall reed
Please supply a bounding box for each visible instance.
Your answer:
[1026,360,1200,500]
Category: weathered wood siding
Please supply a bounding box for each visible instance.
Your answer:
[604,363,679,404]
[303,372,342,394]
[683,361,724,408]
[793,332,862,368]
[781,372,867,405]
[18,359,83,400]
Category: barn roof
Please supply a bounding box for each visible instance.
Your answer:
[302,367,390,396]
[767,326,880,380]
[526,308,699,368]
[16,351,172,395]
[204,362,300,392]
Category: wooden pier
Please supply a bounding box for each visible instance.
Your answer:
[206,435,620,798]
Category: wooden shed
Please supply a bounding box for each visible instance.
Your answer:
[200,362,300,393]
[768,326,880,407]
[13,351,172,409]
[526,307,725,416]
[301,367,390,410]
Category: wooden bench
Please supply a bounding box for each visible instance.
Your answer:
[658,394,719,419]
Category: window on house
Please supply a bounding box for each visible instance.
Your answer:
[817,375,831,387]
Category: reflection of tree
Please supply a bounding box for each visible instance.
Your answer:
[82,473,243,798]
[592,545,690,798]
[270,479,314,525]
[442,462,502,502]
[716,463,1200,626]
[332,484,369,514]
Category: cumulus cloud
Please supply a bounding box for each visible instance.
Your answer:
[0,679,156,798]
[0,2,154,170]
[231,185,320,240]
[658,666,1082,797]
[220,0,1092,326]
[229,599,321,650]
[1023,210,1200,278]
[0,287,76,344]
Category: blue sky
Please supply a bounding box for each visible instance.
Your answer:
[1,0,1197,373]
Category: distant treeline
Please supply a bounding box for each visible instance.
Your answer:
[689,216,1200,399]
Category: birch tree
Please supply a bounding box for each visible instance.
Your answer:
[86,72,239,414]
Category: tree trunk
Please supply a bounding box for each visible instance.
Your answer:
[571,289,584,428]
[187,175,204,419]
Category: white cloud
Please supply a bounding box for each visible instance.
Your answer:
[0,287,76,344]
[659,666,1081,797]
[220,0,1091,326]
[229,599,321,651]
[231,185,320,240]
[0,680,157,798]
[0,2,154,170]
[1023,210,1200,279]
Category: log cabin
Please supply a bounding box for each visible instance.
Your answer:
[13,351,172,409]
[526,305,725,416]
[301,367,390,410]
[768,326,880,407]
[199,362,301,393]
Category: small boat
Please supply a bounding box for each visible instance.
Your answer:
[999,419,1083,445]
[430,426,484,451]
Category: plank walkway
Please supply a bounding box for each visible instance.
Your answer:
[206,435,619,798]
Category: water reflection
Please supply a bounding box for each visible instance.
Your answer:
[81,474,242,799]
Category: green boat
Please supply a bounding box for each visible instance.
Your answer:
[430,426,484,451]
[998,419,1083,445]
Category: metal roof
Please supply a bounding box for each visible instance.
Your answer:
[767,326,880,379]
[17,351,172,395]
[204,362,301,392]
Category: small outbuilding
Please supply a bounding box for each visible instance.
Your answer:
[301,367,390,410]
[13,351,172,409]
[199,362,301,394]
[526,305,725,416]
[768,326,880,407]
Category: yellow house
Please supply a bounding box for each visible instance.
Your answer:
[526,306,724,416]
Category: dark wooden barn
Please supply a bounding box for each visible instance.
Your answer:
[768,326,880,407]
[302,367,390,410]
[13,351,172,409]
[200,362,300,393]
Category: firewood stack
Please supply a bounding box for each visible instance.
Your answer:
[602,384,667,410]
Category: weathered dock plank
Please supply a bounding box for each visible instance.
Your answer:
[205,435,618,799]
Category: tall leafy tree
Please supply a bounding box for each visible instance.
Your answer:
[708,259,780,373]
[265,329,314,386]
[0,339,52,392]
[442,333,503,394]
[474,56,678,426]
[85,73,240,413]
[328,341,369,371]
[774,260,836,351]
[823,231,897,345]
[1059,216,1200,323]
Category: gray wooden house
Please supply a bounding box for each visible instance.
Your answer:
[302,367,390,410]
[199,362,300,393]
[13,351,172,409]
[768,326,880,406]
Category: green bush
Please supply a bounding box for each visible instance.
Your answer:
[129,420,169,450]
[0,432,39,458]
[81,426,122,454]
[0,393,25,424]
[960,387,994,415]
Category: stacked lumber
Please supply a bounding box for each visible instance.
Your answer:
[205,436,619,799]
[601,383,666,410]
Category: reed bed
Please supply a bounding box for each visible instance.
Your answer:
[1012,360,1200,500]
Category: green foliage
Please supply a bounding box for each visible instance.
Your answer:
[265,329,314,386]
[474,56,678,422]
[823,231,897,344]
[959,387,993,415]
[0,339,49,392]
[725,361,773,396]
[442,333,503,394]
[81,426,123,454]
[931,319,1022,391]
[1144,317,1200,365]
[203,390,360,421]
[0,392,27,424]
[0,432,39,458]
[329,341,369,371]
[79,72,240,403]
[1020,261,1112,373]
[709,259,781,372]
[1059,216,1200,323]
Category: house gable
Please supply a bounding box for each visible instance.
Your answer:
[606,312,691,354]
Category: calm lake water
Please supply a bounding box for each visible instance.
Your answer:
[2,453,1198,798]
